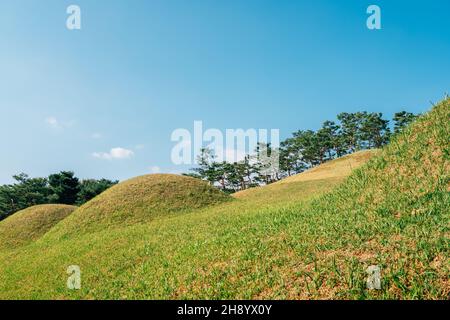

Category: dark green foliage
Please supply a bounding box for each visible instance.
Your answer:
[359,112,391,148]
[280,137,305,176]
[393,111,418,134]
[292,130,323,166]
[317,120,341,159]
[336,112,366,152]
[48,171,80,205]
[76,179,118,205]
[0,174,50,220]
[0,172,117,221]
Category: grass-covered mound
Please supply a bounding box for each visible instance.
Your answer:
[0,149,375,299]
[49,174,231,236]
[0,204,76,250]
[291,97,449,298]
[0,99,447,300]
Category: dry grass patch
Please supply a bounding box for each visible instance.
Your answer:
[277,150,378,184]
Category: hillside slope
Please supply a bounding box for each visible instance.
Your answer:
[296,97,449,298]
[0,149,359,299]
[233,150,377,205]
[277,149,378,184]
[0,205,76,250]
[0,98,448,299]
[46,174,231,238]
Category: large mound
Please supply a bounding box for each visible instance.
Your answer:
[316,98,449,218]
[303,97,449,298]
[51,174,230,236]
[0,204,76,250]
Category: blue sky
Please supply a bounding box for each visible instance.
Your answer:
[0,0,449,184]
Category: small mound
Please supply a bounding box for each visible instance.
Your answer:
[0,204,76,250]
[52,174,230,235]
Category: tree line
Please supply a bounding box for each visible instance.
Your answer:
[0,171,117,221]
[185,111,418,193]
[0,111,418,219]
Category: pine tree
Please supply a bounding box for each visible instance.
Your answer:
[360,112,390,148]
[48,171,80,205]
[393,111,418,134]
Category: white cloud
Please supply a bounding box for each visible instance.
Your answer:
[149,166,161,173]
[93,147,134,160]
[46,117,59,128]
[45,116,75,129]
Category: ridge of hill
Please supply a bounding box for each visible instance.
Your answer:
[46,174,231,238]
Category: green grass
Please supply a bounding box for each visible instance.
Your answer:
[0,204,76,250]
[46,174,231,238]
[233,149,378,206]
[0,98,448,299]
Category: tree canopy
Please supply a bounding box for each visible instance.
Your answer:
[0,172,117,221]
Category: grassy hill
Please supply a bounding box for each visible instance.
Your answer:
[0,98,448,299]
[233,149,378,205]
[45,174,231,239]
[0,205,76,250]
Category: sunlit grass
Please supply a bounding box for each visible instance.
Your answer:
[0,98,448,299]
[0,204,76,250]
